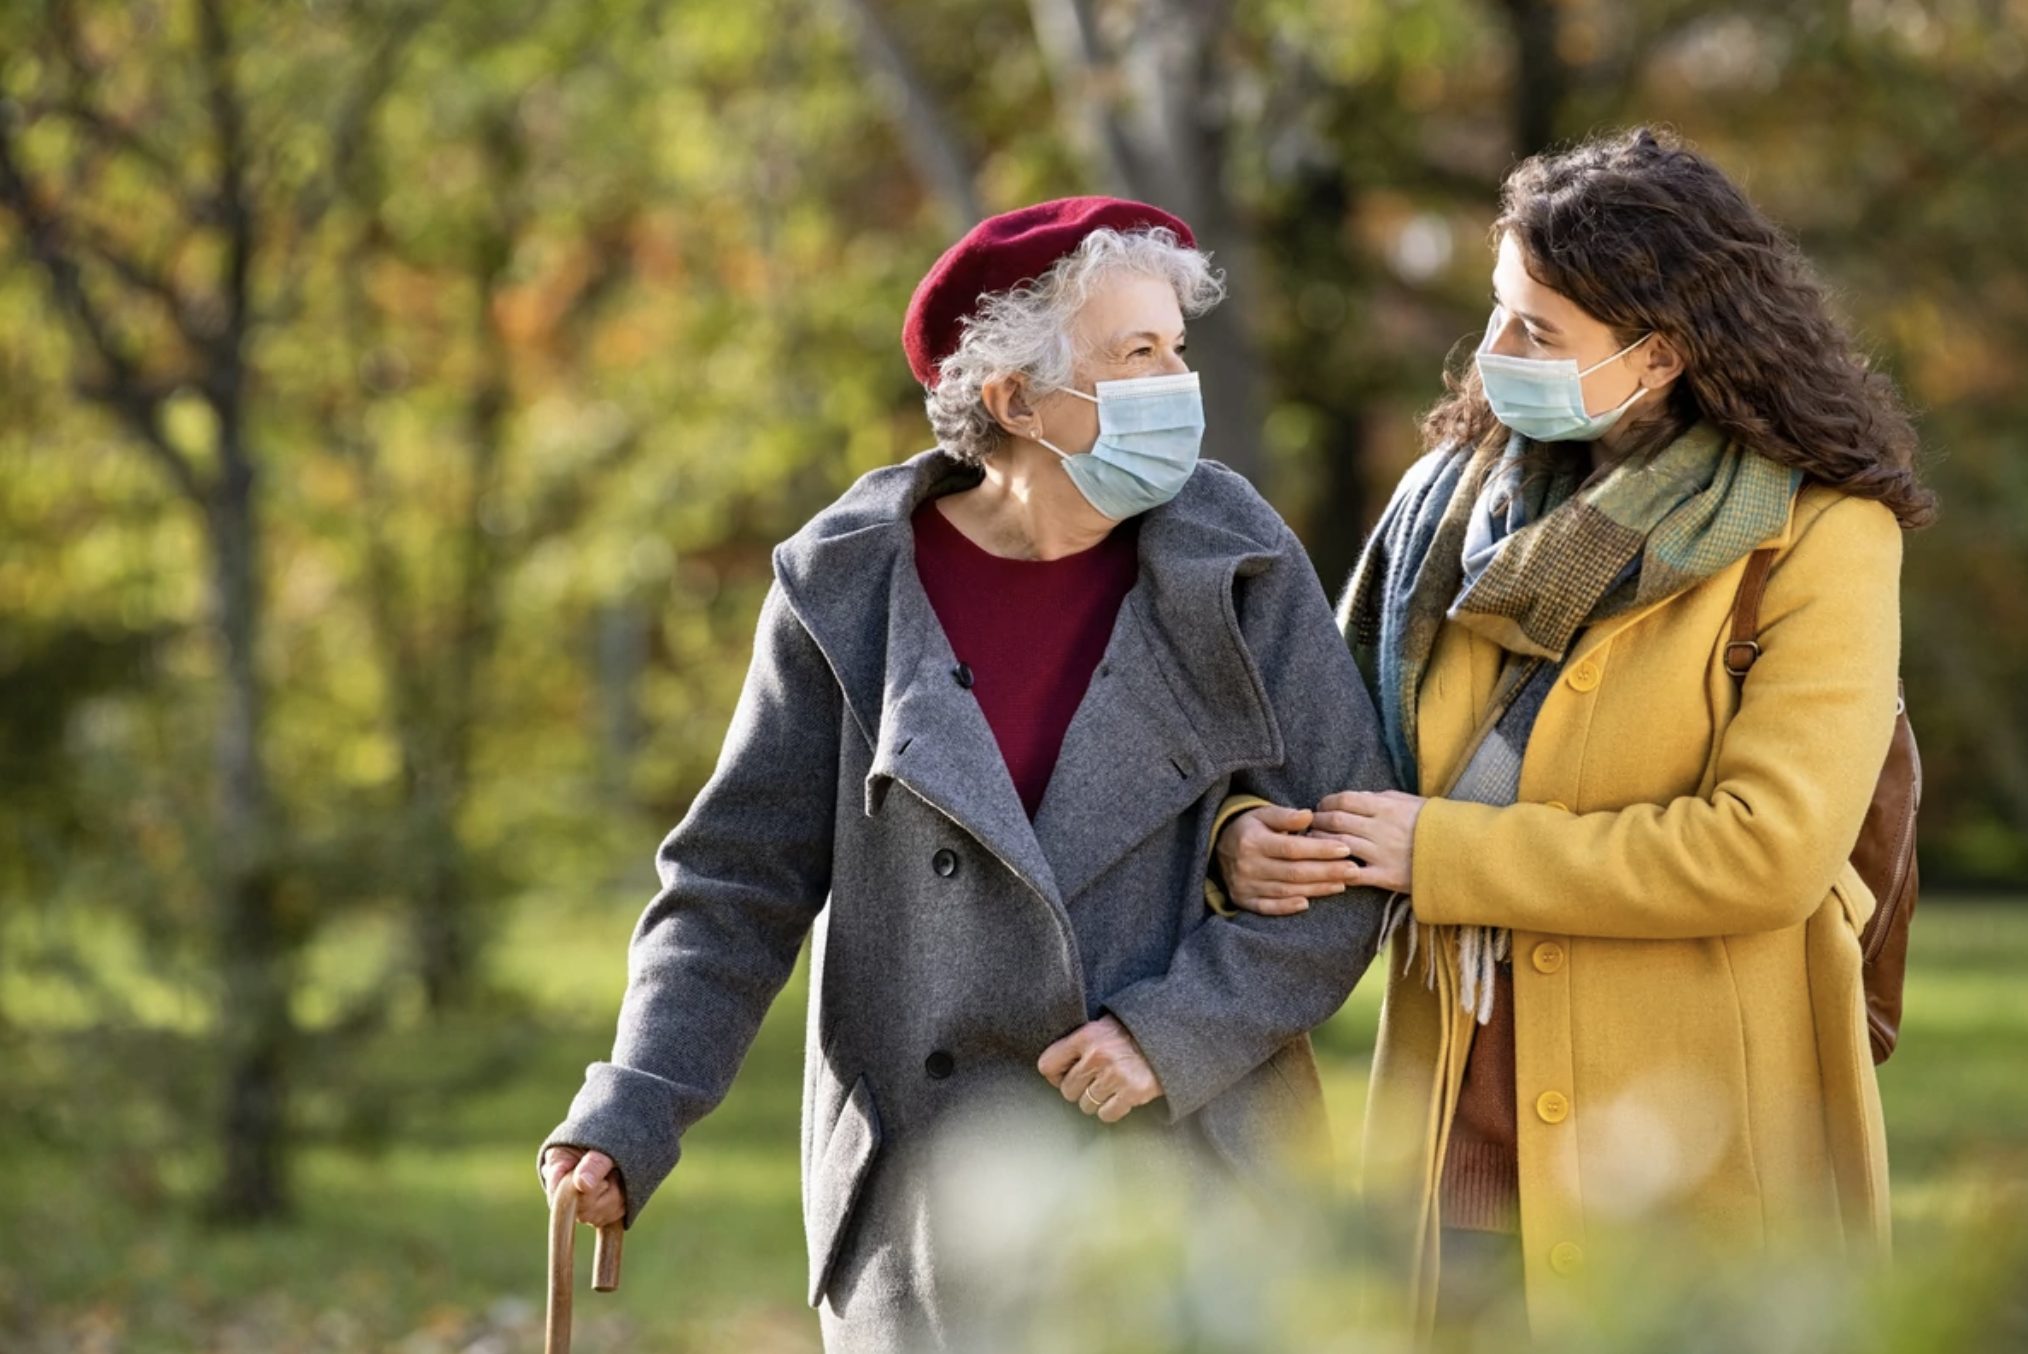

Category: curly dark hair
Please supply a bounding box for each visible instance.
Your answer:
[1423,128,1936,528]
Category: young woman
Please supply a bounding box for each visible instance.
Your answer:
[1217,128,1934,1334]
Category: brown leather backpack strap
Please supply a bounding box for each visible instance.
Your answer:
[1725,548,1780,681]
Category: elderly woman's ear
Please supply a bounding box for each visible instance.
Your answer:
[980,373,1039,440]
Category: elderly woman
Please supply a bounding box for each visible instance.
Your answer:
[538,197,1394,1351]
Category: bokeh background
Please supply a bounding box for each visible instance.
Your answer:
[2,0,2025,1350]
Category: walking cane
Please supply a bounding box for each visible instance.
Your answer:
[546,1178,623,1354]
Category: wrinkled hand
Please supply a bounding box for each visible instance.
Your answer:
[1311,790,1427,894]
[1037,1015,1163,1124]
[541,1146,627,1229]
[1214,804,1363,915]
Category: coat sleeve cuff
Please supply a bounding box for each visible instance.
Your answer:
[1202,794,1274,916]
[1100,990,1219,1120]
[538,1061,686,1230]
[1408,797,1497,926]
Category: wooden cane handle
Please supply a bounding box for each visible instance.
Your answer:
[546,1177,624,1354]
[592,1220,624,1293]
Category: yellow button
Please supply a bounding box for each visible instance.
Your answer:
[1550,1241,1585,1276]
[1536,1090,1571,1123]
[1566,661,1601,692]
[1532,942,1566,974]
[1544,800,1570,813]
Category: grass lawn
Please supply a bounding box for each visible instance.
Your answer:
[3,896,2025,1351]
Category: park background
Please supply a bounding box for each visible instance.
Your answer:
[1,0,2024,1349]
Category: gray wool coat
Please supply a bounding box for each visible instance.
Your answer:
[545,449,1396,1351]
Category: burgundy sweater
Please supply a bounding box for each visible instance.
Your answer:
[911,499,1139,819]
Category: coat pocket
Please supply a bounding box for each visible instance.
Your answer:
[806,1073,883,1308]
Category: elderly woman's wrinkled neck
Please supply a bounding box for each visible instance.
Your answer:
[935,442,1119,561]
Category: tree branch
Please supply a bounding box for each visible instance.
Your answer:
[65,216,213,341]
[26,94,184,187]
[1113,0,1232,221]
[1025,0,1143,192]
[196,0,254,459]
[832,0,982,227]
[288,1,443,244]
[0,104,206,503]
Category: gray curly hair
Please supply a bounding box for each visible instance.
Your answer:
[925,227,1226,464]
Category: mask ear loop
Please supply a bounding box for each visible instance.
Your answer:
[1600,380,1652,420]
[1577,331,1656,379]
[1032,384,1098,461]
[1578,332,1659,419]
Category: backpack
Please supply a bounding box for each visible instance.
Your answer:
[1727,548,1920,1064]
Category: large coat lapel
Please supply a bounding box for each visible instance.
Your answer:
[867,547,1063,906]
[1031,487,1287,904]
[774,452,1062,909]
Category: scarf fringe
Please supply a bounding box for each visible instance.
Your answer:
[1379,893,1508,1025]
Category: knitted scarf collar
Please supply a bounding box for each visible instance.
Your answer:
[1340,422,1801,1018]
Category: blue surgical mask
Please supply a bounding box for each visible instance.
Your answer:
[1036,371,1204,519]
[1475,308,1655,442]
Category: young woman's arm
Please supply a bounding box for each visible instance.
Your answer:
[1410,492,1901,940]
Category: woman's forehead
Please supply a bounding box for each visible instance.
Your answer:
[1500,234,1589,332]
[1073,274,1185,342]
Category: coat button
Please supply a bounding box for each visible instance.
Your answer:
[1536,1090,1571,1123]
[952,662,974,689]
[932,849,958,878]
[924,1050,955,1080]
[1550,1241,1585,1276]
[1566,660,1601,692]
[1532,942,1566,974]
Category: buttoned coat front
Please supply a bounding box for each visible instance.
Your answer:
[1361,482,1901,1332]
[547,450,1393,1351]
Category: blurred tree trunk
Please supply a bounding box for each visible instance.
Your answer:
[1503,0,1567,158]
[833,0,982,229]
[1027,0,1265,482]
[206,463,292,1222]
[0,0,292,1220]
[1261,152,1371,598]
[1291,0,1581,592]
[0,0,431,1221]
[195,0,299,1215]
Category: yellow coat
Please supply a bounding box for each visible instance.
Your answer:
[1364,485,1901,1331]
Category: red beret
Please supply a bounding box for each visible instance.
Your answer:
[903,196,1195,388]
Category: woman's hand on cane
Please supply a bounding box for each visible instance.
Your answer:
[541,1146,627,1227]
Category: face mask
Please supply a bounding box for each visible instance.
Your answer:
[1475,308,1655,443]
[1035,371,1204,520]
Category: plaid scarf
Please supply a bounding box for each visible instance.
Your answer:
[1338,423,1801,1019]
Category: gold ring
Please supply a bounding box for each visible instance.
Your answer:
[1081,1085,1106,1107]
